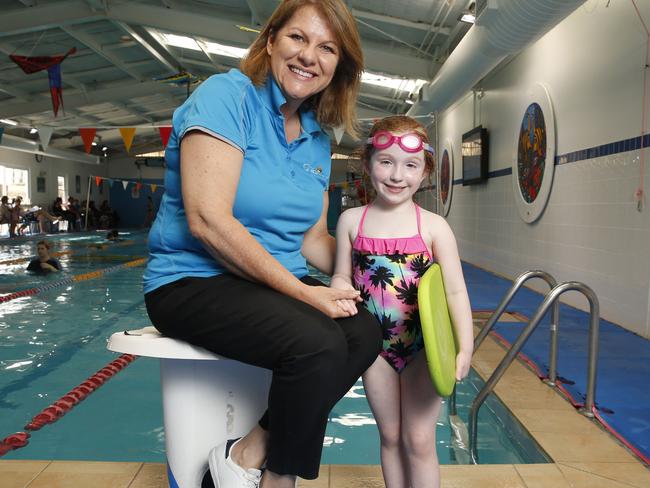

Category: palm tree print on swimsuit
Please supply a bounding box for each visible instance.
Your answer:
[352,250,432,373]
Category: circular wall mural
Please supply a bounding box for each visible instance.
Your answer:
[512,83,556,223]
[439,140,453,217]
[517,103,546,203]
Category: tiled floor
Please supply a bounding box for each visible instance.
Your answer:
[1,316,648,487]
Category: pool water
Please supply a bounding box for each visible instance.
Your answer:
[0,232,549,464]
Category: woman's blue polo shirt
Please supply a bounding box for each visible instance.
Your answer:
[143,69,332,293]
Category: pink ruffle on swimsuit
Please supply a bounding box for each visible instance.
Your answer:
[352,204,433,373]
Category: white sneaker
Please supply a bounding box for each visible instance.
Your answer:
[208,438,262,488]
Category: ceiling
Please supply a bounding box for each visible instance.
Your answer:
[0,0,474,157]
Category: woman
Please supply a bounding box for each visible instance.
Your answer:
[143,1,381,487]
[26,240,61,274]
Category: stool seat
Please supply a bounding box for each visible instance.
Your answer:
[107,326,220,360]
[106,325,271,488]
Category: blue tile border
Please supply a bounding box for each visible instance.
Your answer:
[448,133,648,185]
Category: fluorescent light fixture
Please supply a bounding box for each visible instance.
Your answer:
[136,150,165,157]
[405,99,415,105]
[0,118,18,126]
[156,32,248,59]
[361,71,428,94]
[29,127,38,134]
[459,13,475,24]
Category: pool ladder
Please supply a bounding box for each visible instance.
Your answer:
[460,270,601,464]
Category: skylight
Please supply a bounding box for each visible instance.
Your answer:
[153,30,427,94]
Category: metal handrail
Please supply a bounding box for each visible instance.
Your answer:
[474,269,561,385]
[468,281,600,463]
[449,270,558,418]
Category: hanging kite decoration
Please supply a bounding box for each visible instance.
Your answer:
[155,71,204,99]
[10,47,76,117]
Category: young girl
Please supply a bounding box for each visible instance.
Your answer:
[331,115,474,488]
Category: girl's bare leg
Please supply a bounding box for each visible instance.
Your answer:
[363,356,408,488]
[400,352,443,488]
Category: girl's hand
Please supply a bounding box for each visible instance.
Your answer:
[455,350,472,381]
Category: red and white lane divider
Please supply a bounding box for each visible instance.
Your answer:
[0,353,137,457]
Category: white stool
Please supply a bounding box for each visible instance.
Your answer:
[107,326,271,488]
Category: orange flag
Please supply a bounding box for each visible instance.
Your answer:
[119,127,137,153]
[95,176,102,187]
[79,128,96,154]
[158,126,172,149]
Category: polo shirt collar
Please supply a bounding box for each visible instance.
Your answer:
[260,74,322,135]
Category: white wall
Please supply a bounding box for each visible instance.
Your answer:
[0,146,109,208]
[106,155,165,181]
[422,0,650,337]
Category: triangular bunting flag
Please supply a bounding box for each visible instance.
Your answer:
[150,184,157,193]
[37,126,54,150]
[79,128,96,154]
[0,127,4,145]
[158,126,172,149]
[107,179,114,187]
[119,127,136,153]
[122,180,129,190]
[333,125,345,145]
[135,182,143,191]
[95,176,102,187]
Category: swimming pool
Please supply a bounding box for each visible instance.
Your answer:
[0,232,549,465]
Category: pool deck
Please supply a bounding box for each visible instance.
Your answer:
[1,316,648,487]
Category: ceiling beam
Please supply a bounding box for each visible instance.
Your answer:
[0,0,100,37]
[352,8,450,35]
[61,25,144,81]
[113,22,180,75]
[0,79,178,118]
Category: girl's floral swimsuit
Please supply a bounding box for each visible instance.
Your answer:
[352,204,433,373]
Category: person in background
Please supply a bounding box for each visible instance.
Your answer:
[144,195,155,228]
[1,196,16,237]
[26,240,61,274]
[143,1,380,487]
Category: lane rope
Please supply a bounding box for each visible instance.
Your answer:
[0,353,138,457]
[0,258,146,305]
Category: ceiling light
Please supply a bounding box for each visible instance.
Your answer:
[91,141,98,146]
[459,12,475,24]
[405,99,415,105]
[102,146,108,151]
[29,127,38,134]
[0,118,18,126]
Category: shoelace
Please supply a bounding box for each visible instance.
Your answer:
[243,470,261,488]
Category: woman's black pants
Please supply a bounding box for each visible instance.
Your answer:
[145,273,382,480]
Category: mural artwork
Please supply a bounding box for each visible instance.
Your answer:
[517,102,547,203]
[441,149,450,205]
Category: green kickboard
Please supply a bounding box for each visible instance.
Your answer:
[418,263,458,397]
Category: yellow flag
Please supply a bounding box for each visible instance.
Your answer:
[150,184,157,193]
[119,127,137,153]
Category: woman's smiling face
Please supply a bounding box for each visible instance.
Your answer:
[266,5,340,110]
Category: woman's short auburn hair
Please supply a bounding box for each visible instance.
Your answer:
[240,0,363,138]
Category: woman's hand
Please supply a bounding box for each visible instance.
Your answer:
[301,284,361,319]
[329,275,360,316]
[455,349,472,381]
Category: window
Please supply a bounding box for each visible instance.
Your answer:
[0,165,30,204]
[57,176,66,200]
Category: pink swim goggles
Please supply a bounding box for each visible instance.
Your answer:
[367,131,434,155]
